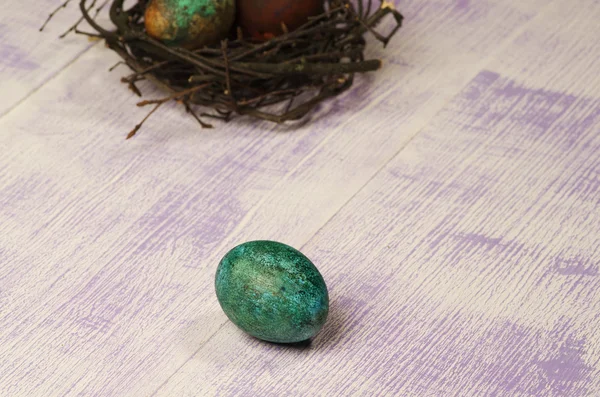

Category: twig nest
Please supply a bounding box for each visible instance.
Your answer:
[145,0,235,48]
[55,0,404,137]
[237,0,324,40]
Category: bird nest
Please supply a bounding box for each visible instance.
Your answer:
[45,0,403,138]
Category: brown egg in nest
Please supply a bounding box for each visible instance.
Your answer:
[237,0,324,40]
[145,0,235,48]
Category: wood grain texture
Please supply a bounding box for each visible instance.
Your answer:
[1,0,599,396]
[0,0,95,117]
[155,1,600,396]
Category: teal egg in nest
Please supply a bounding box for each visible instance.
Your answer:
[144,0,235,48]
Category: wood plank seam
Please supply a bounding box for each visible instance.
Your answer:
[0,42,100,120]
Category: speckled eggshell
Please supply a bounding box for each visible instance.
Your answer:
[236,0,324,40]
[145,0,235,48]
[215,240,329,343]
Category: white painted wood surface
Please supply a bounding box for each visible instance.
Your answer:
[0,0,95,117]
[1,0,599,396]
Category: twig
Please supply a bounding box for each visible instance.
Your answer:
[109,61,126,71]
[40,0,72,31]
[128,82,142,96]
[184,101,213,129]
[127,102,162,139]
[221,40,237,110]
[136,84,210,107]
[236,88,301,106]
[121,60,171,82]
[233,59,382,75]
[74,29,103,38]
[60,0,108,38]
[79,0,117,40]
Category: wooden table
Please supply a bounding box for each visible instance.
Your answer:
[1,1,599,395]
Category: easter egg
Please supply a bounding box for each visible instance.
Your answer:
[145,0,235,48]
[237,0,324,40]
[215,240,329,343]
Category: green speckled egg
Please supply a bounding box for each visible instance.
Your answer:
[215,240,329,343]
[144,0,235,48]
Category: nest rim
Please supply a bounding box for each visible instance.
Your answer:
[52,0,403,138]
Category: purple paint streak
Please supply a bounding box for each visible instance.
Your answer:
[455,0,470,10]
[0,44,38,71]
[0,24,38,71]
[459,232,503,250]
[553,256,599,277]
[533,321,594,396]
